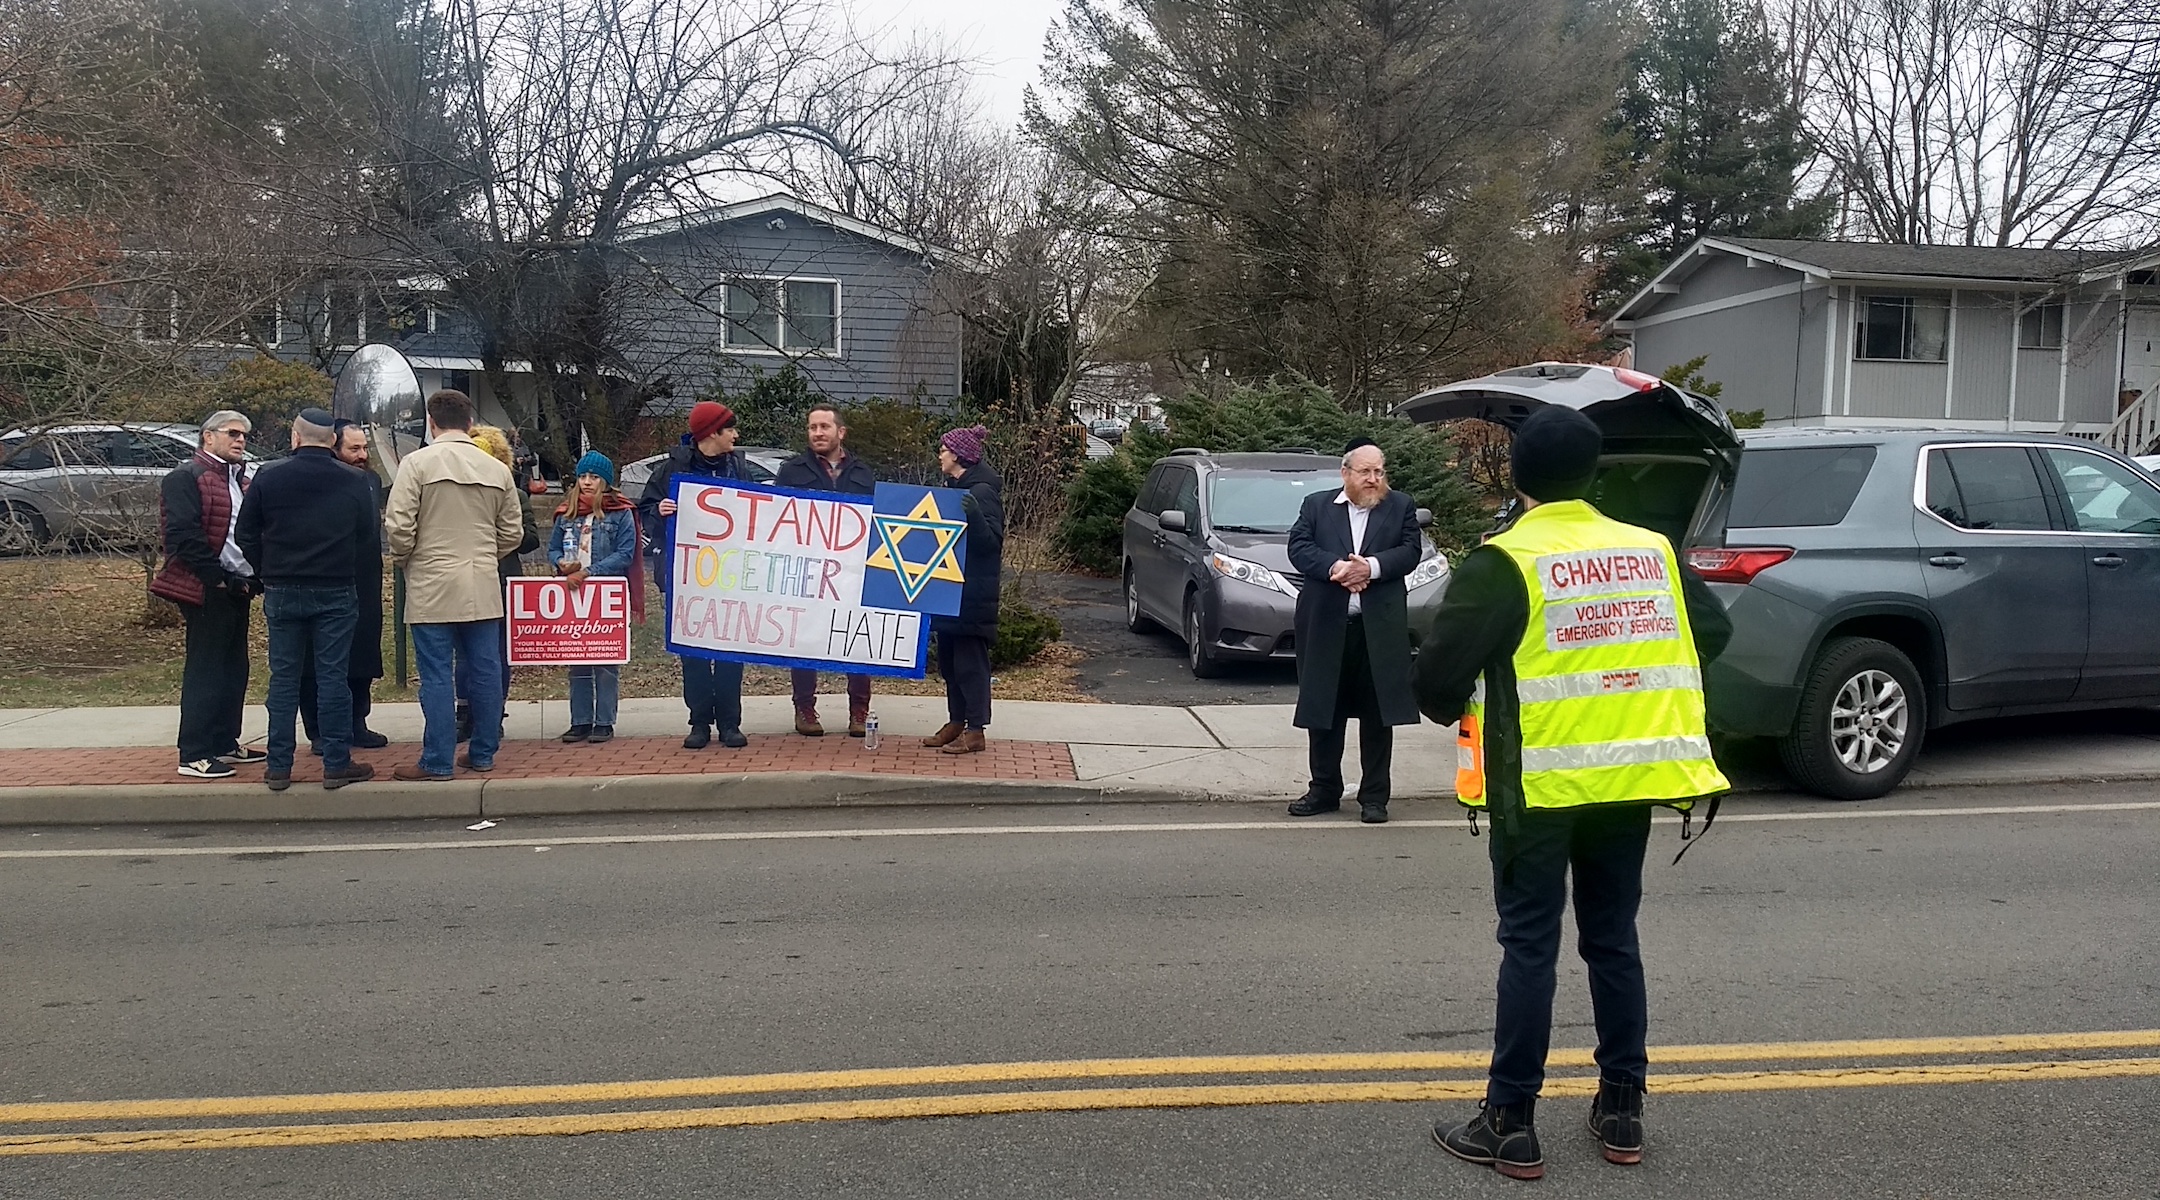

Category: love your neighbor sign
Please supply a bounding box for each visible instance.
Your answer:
[505,576,633,667]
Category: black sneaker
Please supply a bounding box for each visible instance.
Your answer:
[1435,1101,1543,1181]
[1588,1080,1644,1165]
[353,728,390,749]
[587,725,614,745]
[682,723,712,750]
[1286,792,1340,816]
[221,747,268,765]
[719,726,748,748]
[560,724,593,744]
[1359,803,1389,824]
[178,758,235,779]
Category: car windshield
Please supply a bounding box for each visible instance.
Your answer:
[1207,470,1338,534]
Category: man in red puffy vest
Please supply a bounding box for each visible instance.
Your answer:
[151,410,265,779]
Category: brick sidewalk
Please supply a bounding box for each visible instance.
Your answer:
[0,734,1076,788]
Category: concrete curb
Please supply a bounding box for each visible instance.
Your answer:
[0,781,484,826]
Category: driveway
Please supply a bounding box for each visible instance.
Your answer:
[1021,570,1299,706]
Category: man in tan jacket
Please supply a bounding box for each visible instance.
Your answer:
[383,390,526,780]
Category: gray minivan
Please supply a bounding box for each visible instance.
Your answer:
[1398,362,2160,800]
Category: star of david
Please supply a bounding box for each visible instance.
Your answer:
[866,494,966,604]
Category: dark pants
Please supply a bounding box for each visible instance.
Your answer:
[938,634,992,729]
[790,668,871,718]
[1487,803,1654,1107]
[263,585,358,774]
[1307,618,1393,806]
[681,655,744,730]
[176,590,252,763]
[299,669,373,746]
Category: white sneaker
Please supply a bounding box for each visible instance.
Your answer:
[178,758,236,779]
[221,747,268,764]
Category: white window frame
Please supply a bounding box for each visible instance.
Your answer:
[133,288,179,343]
[2018,301,2065,350]
[720,275,844,357]
[1855,294,1950,363]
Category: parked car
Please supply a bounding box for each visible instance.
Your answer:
[1397,361,2160,800]
[0,423,214,554]
[1122,449,1450,678]
[617,445,789,498]
[1088,418,1128,446]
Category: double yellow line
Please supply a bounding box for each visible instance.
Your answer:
[7,1030,2158,1156]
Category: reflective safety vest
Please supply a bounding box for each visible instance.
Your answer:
[1455,499,1728,812]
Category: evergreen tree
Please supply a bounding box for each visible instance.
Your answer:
[1600,0,1828,307]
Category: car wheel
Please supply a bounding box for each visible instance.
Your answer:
[1777,636,1926,800]
[0,501,48,556]
[1185,592,1225,679]
[1124,564,1156,634]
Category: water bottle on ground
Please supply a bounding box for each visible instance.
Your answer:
[862,712,880,751]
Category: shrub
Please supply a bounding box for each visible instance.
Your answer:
[1053,453,1142,575]
[842,398,943,486]
[703,363,817,450]
[992,583,1063,668]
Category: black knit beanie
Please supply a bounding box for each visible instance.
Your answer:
[1509,407,1602,501]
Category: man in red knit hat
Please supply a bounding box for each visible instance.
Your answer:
[636,400,751,748]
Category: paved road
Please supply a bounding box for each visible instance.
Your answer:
[3,785,2156,1197]
[1029,570,1299,705]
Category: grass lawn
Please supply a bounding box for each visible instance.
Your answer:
[0,551,1089,710]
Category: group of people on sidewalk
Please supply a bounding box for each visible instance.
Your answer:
[158,391,1010,788]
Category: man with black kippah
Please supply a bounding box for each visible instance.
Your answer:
[235,406,382,791]
[1414,405,1731,1181]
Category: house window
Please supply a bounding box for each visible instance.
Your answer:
[243,303,280,348]
[136,289,179,341]
[2019,302,2064,350]
[1857,296,1948,361]
[722,278,840,353]
[326,286,361,346]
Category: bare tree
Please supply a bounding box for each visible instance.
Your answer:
[1779,0,2160,245]
[311,0,962,465]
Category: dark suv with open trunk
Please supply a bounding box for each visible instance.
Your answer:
[1398,363,2160,800]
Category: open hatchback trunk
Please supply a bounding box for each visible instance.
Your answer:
[1393,362,1744,547]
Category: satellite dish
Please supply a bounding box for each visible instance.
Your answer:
[332,344,425,478]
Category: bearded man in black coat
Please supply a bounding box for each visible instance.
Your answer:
[1285,440,1424,823]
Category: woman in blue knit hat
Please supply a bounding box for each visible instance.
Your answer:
[548,450,644,743]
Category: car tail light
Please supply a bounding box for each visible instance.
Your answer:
[1686,546,1794,584]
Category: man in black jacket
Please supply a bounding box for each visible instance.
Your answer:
[151,410,263,779]
[235,408,380,791]
[774,402,878,736]
[1284,440,1425,823]
[299,419,388,753]
[638,400,751,749]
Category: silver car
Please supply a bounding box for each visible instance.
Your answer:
[1122,449,1450,677]
[0,423,210,554]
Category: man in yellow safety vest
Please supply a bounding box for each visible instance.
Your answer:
[1413,405,1731,1181]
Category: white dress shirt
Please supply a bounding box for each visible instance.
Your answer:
[1333,491,1383,616]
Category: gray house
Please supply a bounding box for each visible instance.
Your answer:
[612,193,967,409]
[197,193,967,436]
[1610,238,2160,453]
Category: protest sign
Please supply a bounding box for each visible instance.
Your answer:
[664,476,967,676]
[506,576,633,666]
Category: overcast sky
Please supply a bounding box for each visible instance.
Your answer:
[848,0,1066,130]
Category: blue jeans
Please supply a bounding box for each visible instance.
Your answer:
[569,665,620,726]
[413,621,502,775]
[1487,804,1653,1107]
[454,618,510,721]
[263,585,358,774]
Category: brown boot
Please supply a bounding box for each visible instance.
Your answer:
[794,709,824,737]
[940,728,986,755]
[847,701,870,738]
[922,721,963,748]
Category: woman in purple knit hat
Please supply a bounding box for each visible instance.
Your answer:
[921,425,1004,755]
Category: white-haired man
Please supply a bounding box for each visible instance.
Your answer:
[1284,439,1425,822]
[151,409,265,779]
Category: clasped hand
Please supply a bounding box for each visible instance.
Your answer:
[1329,556,1372,593]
